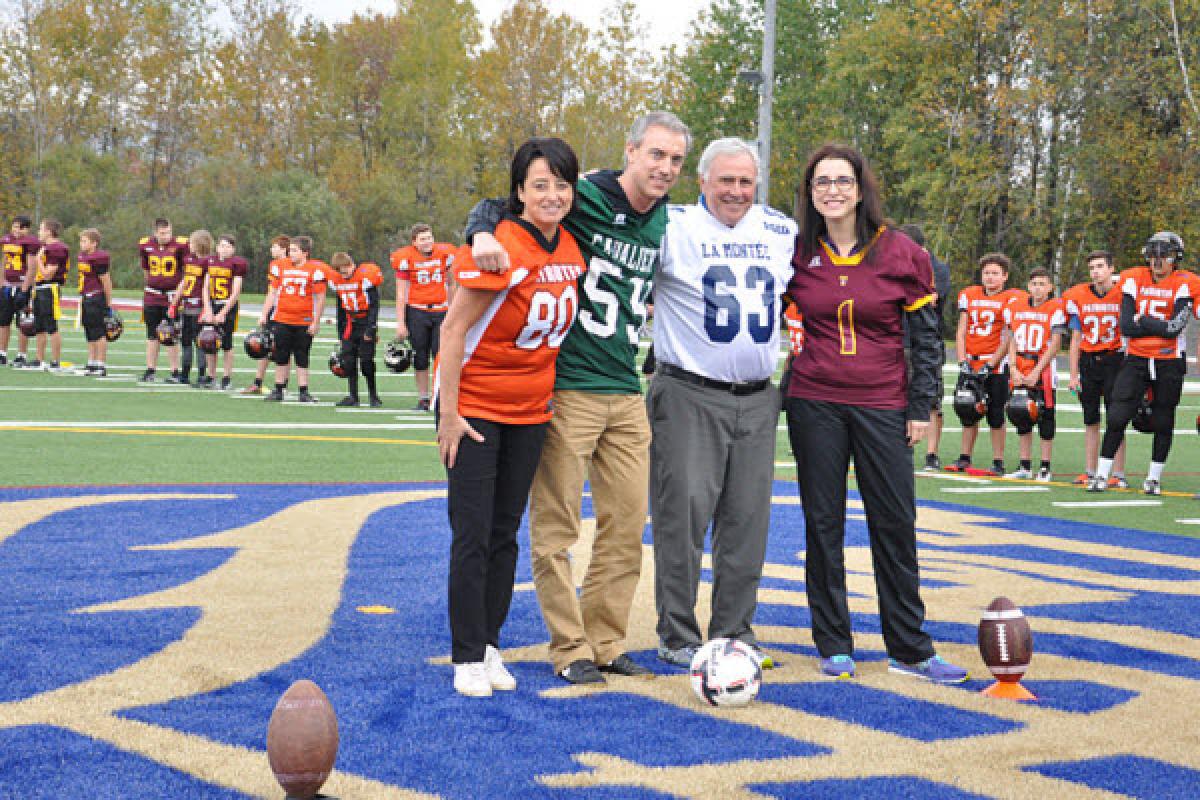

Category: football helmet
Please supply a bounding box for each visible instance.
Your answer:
[155,317,178,346]
[1142,231,1184,264]
[104,310,123,342]
[1132,389,1155,434]
[384,338,414,373]
[1005,387,1042,429]
[243,326,274,360]
[196,325,221,354]
[328,350,348,378]
[16,308,37,338]
[952,369,988,426]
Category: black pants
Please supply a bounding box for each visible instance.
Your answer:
[272,322,313,368]
[32,284,60,334]
[406,306,444,371]
[1102,355,1185,463]
[180,314,204,379]
[785,397,934,664]
[446,417,547,664]
[81,294,106,343]
[340,319,378,398]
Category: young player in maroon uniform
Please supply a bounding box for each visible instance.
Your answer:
[785,143,967,684]
[1,215,41,367]
[77,229,114,376]
[138,218,189,382]
[169,230,213,385]
[31,218,70,370]
[201,235,247,390]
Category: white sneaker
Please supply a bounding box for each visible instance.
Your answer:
[1143,479,1162,496]
[1087,475,1108,493]
[1005,467,1033,480]
[484,645,517,691]
[453,662,492,697]
[1036,468,1052,483]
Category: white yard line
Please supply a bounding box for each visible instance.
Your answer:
[0,420,434,430]
[941,487,1050,494]
[1053,500,1164,508]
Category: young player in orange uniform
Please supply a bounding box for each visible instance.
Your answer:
[436,138,586,698]
[1002,268,1068,481]
[328,252,384,407]
[241,235,291,394]
[392,224,455,410]
[1064,250,1127,486]
[1090,232,1192,495]
[260,235,327,403]
[949,253,1021,475]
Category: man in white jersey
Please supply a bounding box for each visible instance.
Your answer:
[650,138,797,668]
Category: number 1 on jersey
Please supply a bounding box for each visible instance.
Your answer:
[837,299,856,355]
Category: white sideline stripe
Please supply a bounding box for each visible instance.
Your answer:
[941,487,1050,494]
[0,420,435,431]
[981,609,1025,620]
[1175,519,1200,525]
[915,473,993,484]
[1052,500,1163,508]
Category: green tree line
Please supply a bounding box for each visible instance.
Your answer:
[1,0,1197,299]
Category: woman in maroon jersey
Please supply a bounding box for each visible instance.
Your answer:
[785,143,968,685]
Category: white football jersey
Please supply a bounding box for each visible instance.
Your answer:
[653,202,797,382]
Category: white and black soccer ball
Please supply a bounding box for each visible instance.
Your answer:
[689,638,762,708]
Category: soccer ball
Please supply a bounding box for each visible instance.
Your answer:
[689,638,762,708]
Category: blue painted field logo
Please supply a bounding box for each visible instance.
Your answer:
[1,484,1198,798]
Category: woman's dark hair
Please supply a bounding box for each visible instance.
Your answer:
[506,137,579,217]
[796,143,888,259]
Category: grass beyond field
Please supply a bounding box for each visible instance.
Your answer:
[3,307,1200,537]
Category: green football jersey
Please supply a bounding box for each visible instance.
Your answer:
[556,171,667,393]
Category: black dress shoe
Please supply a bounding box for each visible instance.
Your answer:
[598,653,653,677]
[335,396,360,407]
[558,659,605,685]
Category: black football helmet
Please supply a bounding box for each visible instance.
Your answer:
[104,310,123,342]
[1132,389,1155,434]
[385,339,414,373]
[243,326,274,360]
[328,350,348,378]
[952,369,988,427]
[16,308,37,338]
[1142,231,1184,265]
[196,325,221,354]
[155,317,178,346]
[1005,388,1042,429]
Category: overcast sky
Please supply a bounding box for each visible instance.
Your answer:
[293,0,712,53]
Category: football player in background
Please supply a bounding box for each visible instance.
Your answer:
[1089,231,1191,495]
[328,252,384,407]
[241,235,290,394]
[1002,267,1067,481]
[949,253,1021,476]
[200,234,247,390]
[77,228,113,376]
[138,218,188,382]
[31,218,70,370]
[261,235,327,403]
[1064,250,1127,487]
[0,215,40,367]
[170,230,213,386]
[392,224,454,411]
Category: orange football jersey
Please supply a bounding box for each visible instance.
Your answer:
[958,286,1021,364]
[269,258,328,326]
[1003,295,1066,373]
[392,243,455,311]
[440,219,585,425]
[1119,266,1191,359]
[1062,281,1122,354]
[330,262,384,317]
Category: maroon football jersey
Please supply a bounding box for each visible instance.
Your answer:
[36,241,70,285]
[177,254,210,311]
[787,227,935,410]
[2,233,40,284]
[78,251,111,296]
[138,235,189,305]
[205,255,248,304]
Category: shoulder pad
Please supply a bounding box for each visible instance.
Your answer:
[176,237,189,245]
[138,237,150,245]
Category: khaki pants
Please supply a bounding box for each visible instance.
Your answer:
[530,390,649,672]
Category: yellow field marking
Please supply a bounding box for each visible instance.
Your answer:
[2,425,436,447]
[357,605,397,614]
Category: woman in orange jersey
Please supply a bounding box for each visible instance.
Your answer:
[437,137,585,698]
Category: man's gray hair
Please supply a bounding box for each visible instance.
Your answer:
[697,137,759,180]
[627,111,692,153]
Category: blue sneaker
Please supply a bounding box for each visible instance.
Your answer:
[888,654,969,685]
[657,643,699,668]
[819,654,856,679]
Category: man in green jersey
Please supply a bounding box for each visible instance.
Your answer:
[466,111,691,684]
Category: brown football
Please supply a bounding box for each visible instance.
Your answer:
[978,596,1033,683]
[266,679,339,798]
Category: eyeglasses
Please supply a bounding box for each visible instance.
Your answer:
[812,176,856,192]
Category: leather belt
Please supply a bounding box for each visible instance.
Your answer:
[659,363,771,395]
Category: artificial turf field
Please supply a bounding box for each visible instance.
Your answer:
[2,306,1200,798]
